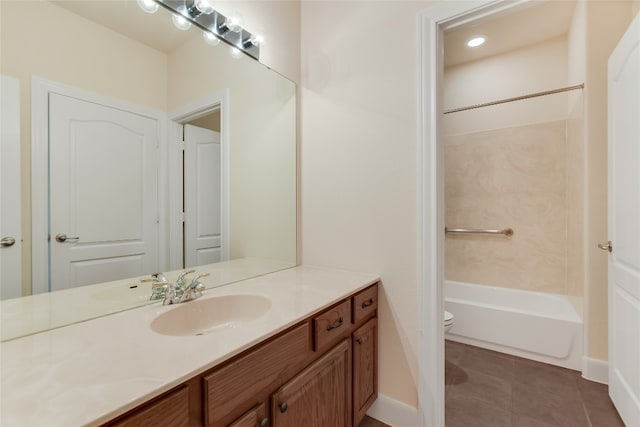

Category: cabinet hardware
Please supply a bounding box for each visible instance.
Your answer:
[260,418,269,427]
[356,337,363,345]
[361,299,374,308]
[326,318,344,331]
[55,233,79,243]
[279,402,288,413]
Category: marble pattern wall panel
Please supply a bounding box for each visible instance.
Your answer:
[445,120,572,295]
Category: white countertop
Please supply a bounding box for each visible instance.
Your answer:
[0,266,379,427]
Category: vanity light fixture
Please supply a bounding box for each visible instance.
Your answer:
[153,0,261,59]
[467,35,486,48]
[136,0,159,14]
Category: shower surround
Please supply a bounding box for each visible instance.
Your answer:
[445,117,583,297]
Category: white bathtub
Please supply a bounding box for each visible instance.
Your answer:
[445,280,583,370]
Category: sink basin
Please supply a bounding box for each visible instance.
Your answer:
[150,295,271,336]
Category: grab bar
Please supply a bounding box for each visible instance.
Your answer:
[445,227,514,237]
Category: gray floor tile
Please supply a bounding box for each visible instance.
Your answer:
[446,394,511,427]
[512,381,589,427]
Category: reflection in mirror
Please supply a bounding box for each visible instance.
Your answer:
[0,0,296,341]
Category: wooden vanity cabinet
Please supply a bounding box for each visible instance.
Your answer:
[103,283,378,427]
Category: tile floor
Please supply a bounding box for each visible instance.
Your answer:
[445,340,625,427]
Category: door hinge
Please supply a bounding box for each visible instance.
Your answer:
[179,141,185,151]
[179,212,185,223]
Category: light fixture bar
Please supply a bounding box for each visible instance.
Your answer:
[155,0,260,60]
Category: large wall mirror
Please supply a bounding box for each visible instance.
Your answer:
[0,0,297,341]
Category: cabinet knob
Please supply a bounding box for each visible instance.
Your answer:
[279,402,288,413]
[260,418,269,427]
[356,337,363,345]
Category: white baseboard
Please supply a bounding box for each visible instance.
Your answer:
[582,356,608,384]
[366,394,419,427]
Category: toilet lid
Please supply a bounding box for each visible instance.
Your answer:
[444,310,454,322]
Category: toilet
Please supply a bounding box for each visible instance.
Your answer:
[444,310,454,333]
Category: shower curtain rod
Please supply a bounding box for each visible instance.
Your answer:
[443,83,584,114]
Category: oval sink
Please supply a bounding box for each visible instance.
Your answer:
[150,295,271,336]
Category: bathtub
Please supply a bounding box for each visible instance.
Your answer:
[445,280,583,370]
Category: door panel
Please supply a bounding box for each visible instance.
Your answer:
[0,75,22,298]
[184,124,222,268]
[49,93,159,291]
[608,12,640,427]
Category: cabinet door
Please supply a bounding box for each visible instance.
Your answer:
[229,403,268,427]
[353,318,377,426]
[272,339,351,427]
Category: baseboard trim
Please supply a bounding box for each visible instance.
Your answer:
[366,394,419,427]
[582,356,608,384]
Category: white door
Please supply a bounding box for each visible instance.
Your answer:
[607,12,640,427]
[0,75,22,299]
[49,93,159,291]
[184,124,222,267]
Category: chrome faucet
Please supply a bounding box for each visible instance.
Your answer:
[162,272,210,305]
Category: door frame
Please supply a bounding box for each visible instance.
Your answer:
[168,89,230,270]
[417,1,531,425]
[31,77,167,294]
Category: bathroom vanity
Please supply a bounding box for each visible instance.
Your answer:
[0,267,379,427]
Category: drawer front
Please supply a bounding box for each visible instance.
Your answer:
[313,300,351,351]
[352,284,378,324]
[109,386,189,427]
[204,323,311,427]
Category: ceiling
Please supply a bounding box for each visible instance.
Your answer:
[53,0,195,53]
[444,1,577,68]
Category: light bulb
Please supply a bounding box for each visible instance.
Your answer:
[225,14,243,33]
[229,46,243,59]
[195,0,215,15]
[172,13,192,31]
[136,0,158,14]
[466,36,486,48]
[203,31,221,46]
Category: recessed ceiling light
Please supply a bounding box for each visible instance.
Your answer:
[467,36,486,48]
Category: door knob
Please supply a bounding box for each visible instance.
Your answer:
[597,241,612,253]
[0,237,16,247]
[55,233,79,243]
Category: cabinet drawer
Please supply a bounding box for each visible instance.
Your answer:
[352,284,378,324]
[204,323,311,427]
[313,300,351,350]
[108,386,189,427]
